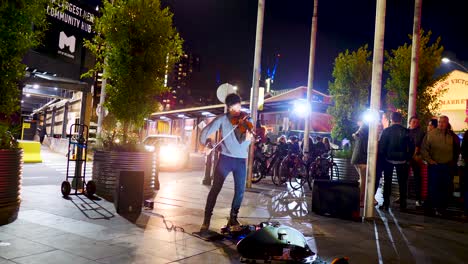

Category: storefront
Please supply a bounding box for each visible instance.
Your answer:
[433,70,468,131]
[21,0,99,142]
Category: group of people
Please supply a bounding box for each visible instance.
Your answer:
[352,111,467,217]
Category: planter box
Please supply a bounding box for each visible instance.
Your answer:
[0,149,23,225]
[333,158,360,182]
[92,150,156,201]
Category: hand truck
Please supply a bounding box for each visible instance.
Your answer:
[61,124,96,197]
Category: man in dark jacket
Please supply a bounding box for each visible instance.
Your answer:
[408,116,425,206]
[379,112,411,211]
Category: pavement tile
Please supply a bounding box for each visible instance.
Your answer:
[12,249,92,264]
[94,251,172,264]
[176,251,240,264]
[28,233,129,260]
[174,237,224,251]
[0,258,16,264]
[107,234,176,251]
[0,237,54,260]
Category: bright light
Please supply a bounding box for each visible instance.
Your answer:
[233,86,238,91]
[293,99,310,117]
[21,100,24,103]
[177,114,186,118]
[54,87,58,90]
[145,145,155,152]
[95,6,99,11]
[201,111,212,116]
[25,94,30,97]
[114,138,120,143]
[442,57,450,64]
[33,84,39,89]
[159,145,181,164]
[363,109,379,123]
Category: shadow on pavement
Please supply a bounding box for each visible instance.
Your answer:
[67,194,115,220]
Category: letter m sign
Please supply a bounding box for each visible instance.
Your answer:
[58,31,76,53]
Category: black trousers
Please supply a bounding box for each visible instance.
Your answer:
[410,159,423,201]
[383,161,409,209]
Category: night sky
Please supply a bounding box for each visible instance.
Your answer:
[163,0,468,100]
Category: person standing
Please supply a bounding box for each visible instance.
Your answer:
[379,112,411,211]
[427,118,438,132]
[461,129,468,218]
[351,118,369,207]
[421,115,460,216]
[408,116,426,207]
[199,93,253,231]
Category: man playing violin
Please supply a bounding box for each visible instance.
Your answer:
[199,93,253,231]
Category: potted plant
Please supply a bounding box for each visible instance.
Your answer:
[0,0,48,225]
[84,0,183,201]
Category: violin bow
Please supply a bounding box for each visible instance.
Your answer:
[205,123,239,156]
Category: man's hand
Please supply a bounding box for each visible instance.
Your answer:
[428,159,437,165]
[245,131,253,142]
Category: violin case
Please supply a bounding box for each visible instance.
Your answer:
[236,222,321,263]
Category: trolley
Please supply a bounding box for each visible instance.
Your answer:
[61,124,96,197]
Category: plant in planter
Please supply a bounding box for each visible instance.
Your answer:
[84,0,183,201]
[0,0,48,225]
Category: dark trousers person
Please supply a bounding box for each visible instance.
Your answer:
[382,162,409,210]
[426,164,452,215]
[410,159,423,204]
[204,154,246,225]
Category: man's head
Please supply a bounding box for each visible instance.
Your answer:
[428,118,438,132]
[390,112,403,124]
[438,115,449,131]
[381,112,390,129]
[225,93,242,115]
[409,116,420,129]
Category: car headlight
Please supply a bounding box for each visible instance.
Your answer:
[145,145,155,152]
[159,145,182,164]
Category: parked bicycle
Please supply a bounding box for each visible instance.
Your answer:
[276,151,308,190]
[307,148,340,189]
[252,140,286,184]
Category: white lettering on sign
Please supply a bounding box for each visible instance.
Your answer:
[46,0,94,33]
[58,31,76,53]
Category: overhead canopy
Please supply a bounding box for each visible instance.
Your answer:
[21,72,91,114]
[150,86,332,120]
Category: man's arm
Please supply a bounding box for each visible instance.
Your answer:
[199,115,225,146]
[421,134,436,164]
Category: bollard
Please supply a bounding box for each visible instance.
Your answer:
[202,142,213,185]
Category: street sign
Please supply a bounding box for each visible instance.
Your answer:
[216,83,237,103]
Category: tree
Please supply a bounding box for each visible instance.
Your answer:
[0,0,48,148]
[84,0,183,143]
[328,45,372,141]
[384,30,445,125]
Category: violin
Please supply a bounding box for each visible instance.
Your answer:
[229,111,256,139]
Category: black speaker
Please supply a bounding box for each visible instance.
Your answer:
[312,179,360,220]
[115,171,144,215]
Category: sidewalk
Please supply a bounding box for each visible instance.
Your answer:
[0,147,467,263]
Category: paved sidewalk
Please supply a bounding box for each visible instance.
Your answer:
[1,147,468,263]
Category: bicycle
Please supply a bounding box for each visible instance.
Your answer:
[307,148,340,189]
[276,152,308,190]
[252,141,287,184]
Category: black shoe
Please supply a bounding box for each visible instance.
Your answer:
[200,216,211,232]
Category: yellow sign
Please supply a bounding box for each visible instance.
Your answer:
[433,70,468,111]
[23,123,31,129]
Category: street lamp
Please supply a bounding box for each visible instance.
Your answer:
[442,57,468,72]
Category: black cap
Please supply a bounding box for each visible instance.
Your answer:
[225,93,241,108]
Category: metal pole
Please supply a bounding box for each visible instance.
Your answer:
[303,0,318,157]
[246,0,265,188]
[96,70,107,145]
[62,102,69,138]
[408,0,422,121]
[50,106,56,138]
[364,0,387,220]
